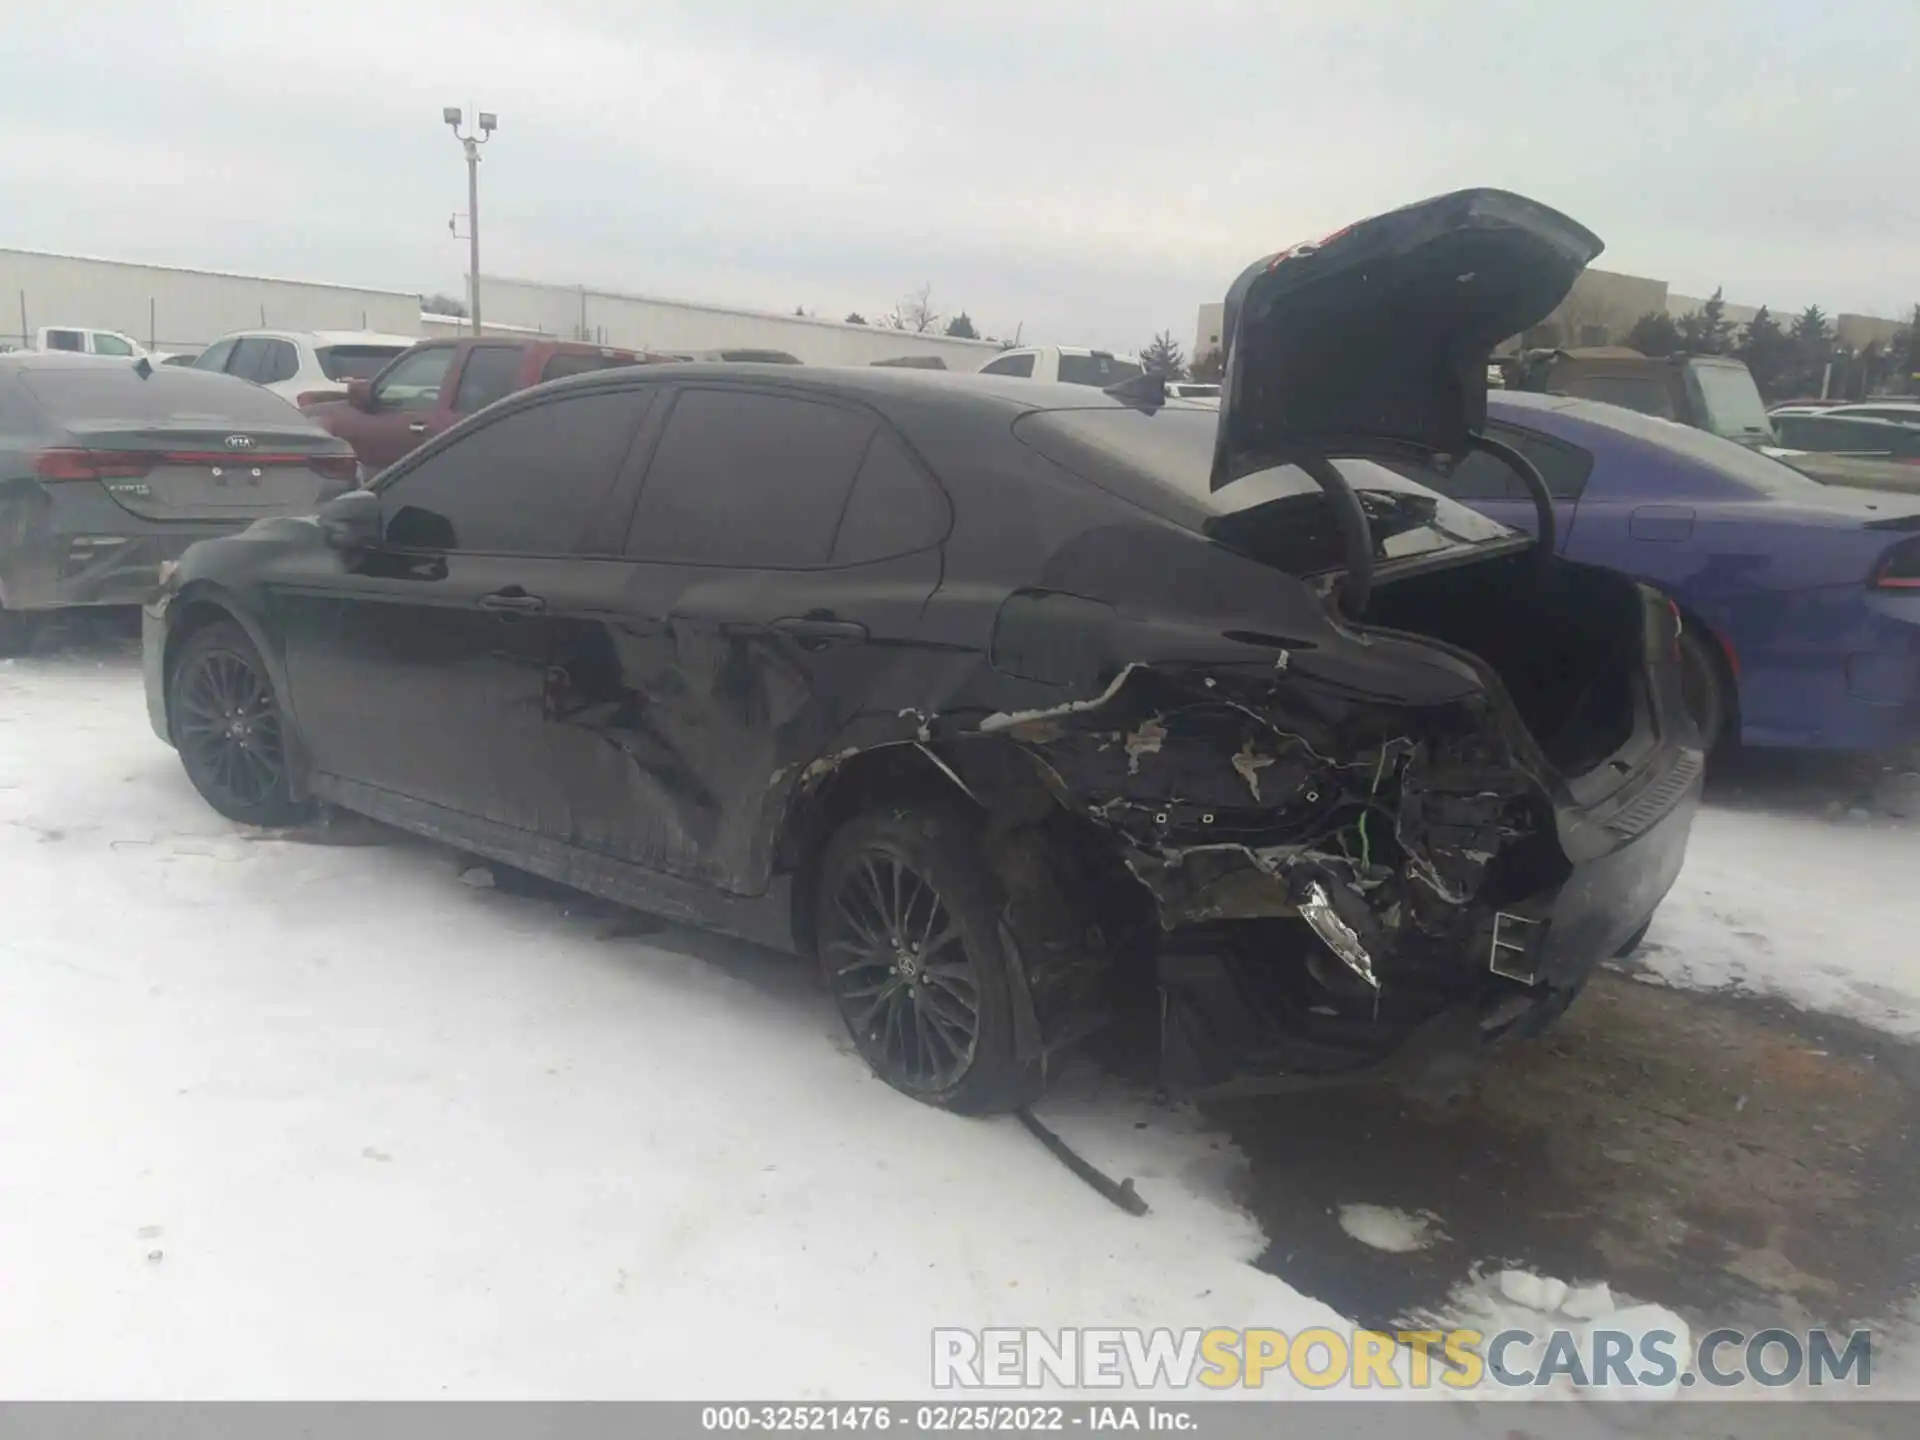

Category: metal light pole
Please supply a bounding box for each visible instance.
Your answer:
[443,107,497,336]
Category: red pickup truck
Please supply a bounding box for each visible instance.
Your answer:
[306,336,658,477]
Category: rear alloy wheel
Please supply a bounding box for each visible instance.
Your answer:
[815,808,1040,1113]
[1677,626,1730,752]
[169,621,313,827]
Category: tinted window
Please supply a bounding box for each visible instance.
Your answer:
[317,344,409,382]
[227,338,273,384]
[541,351,639,384]
[19,367,311,425]
[1775,414,1920,458]
[194,338,237,373]
[1057,353,1143,387]
[981,353,1035,378]
[43,330,84,352]
[454,346,523,413]
[1015,406,1514,576]
[1565,375,1676,418]
[91,332,135,357]
[380,391,648,554]
[830,432,948,565]
[374,347,455,411]
[626,389,875,567]
[1485,423,1592,500]
[257,340,299,385]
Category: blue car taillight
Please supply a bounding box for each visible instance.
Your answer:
[1872,538,1920,591]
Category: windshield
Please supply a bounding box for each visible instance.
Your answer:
[317,344,411,382]
[1684,361,1776,445]
[1056,353,1143,387]
[1014,405,1515,575]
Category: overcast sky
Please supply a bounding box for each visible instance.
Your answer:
[2,0,1913,352]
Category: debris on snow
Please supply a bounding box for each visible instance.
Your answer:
[1496,1269,1567,1313]
[1337,1203,1441,1253]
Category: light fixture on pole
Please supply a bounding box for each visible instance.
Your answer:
[443,107,498,336]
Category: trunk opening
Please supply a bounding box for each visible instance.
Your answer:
[1363,551,1644,776]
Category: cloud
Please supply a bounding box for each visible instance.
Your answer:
[1,0,1915,351]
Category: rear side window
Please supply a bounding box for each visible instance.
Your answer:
[382,390,649,554]
[1423,425,1590,501]
[257,340,299,385]
[227,338,274,384]
[1057,354,1143,387]
[542,351,639,384]
[317,345,409,382]
[830,432,948,565]
[981,353,1035,378]
[453,346,523,413]
[43,330,84,352]
[1565,375,1676,419]
[18,367,310,425]
[626,389,875,567]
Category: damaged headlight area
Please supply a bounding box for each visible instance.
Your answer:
[985,663,1573,1088]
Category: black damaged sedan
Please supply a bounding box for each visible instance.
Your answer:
[144,190,1703,1111]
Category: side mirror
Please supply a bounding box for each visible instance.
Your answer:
[346,378,375,412]
[318,489,382,551]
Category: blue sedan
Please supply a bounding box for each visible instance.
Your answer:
[1437,392,1920,758]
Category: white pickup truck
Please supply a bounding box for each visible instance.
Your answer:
[26,325,154,357]
[975,345,1145,387]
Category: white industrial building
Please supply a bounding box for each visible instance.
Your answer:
[0,245,1002,370]
[0,247,420,354]
[475,275,1002,369]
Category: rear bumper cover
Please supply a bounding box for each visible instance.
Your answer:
[1158,735,1703,1098]
[1,481,239,611]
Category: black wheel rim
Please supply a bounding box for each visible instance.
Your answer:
[175,647,286,809]
[823,848,980,1092]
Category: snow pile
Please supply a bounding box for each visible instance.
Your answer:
[1337,1204,1444,1254]
[1626,806,1920,1037]
[1426,1268,1690,1402]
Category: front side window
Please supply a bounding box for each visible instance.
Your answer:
[981,353,1035,378]
[91,332,135,356]
[453,346,523,414]
[380,390,650,554]
[373,347,456,411]
[626,388,875,568]
[315,344,409,382]
[194,338,237,373]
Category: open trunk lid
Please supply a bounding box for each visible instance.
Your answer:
[1211,189,1603,489]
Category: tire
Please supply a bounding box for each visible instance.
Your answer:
[167,620,313,827]
[0,604,34,658]
[1612,920,1653,959]
[814,805,1043,1114]
[1677,626,1730,752]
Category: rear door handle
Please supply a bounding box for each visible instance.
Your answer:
[479,589,546,614]
[773,616,868,648]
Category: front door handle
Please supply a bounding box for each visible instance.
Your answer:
[479,589,546,615]
[773,615,868,649]
[408,422,428,434]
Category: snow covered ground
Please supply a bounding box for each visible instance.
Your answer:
[4,650,1918,1411]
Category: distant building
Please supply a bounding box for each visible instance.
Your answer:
[1194,302,1225,363]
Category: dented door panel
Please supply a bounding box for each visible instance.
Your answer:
[536,550,944,895]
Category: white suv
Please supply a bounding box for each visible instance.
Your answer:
[975,346,1145,387]
[192,329,420,407]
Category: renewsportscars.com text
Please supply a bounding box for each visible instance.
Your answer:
[931,1326,1874,1391]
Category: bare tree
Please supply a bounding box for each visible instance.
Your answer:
[886,282,941,334]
